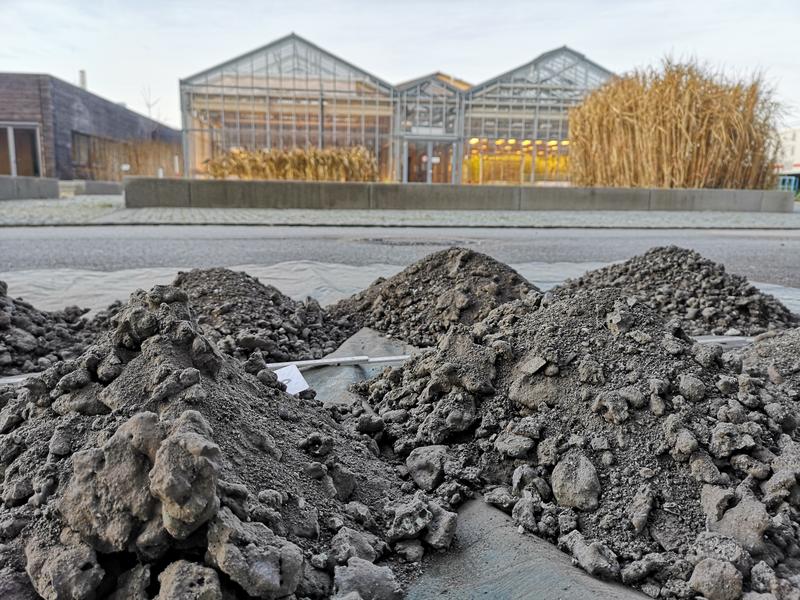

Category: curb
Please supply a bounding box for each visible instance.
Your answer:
[2,221,800,230]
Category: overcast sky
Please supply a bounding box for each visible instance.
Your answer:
[2,0,798,129]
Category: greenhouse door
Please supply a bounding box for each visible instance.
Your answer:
[406,141,428,183]
[403,140,455,183]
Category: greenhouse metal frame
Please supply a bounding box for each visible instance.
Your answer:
[180,33,612,184]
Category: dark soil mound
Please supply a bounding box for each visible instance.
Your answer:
[351,288,800,598]
[329,247,539,347]
[173,268,356,363]
[0,280,93,376]
[553,246,797,336]
[0,285,454,599]
[740,328,800,392]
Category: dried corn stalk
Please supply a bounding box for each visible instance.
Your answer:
[204,146,378,182]
[569,60,781,189]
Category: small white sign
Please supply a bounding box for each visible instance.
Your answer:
[430,156,441,164]
[410,126,445,135]
[274,364,310,395]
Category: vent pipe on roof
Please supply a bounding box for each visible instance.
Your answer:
[79,70,87,90]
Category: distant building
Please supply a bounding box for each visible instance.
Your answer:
[777,128,800,193]
[778,128,800,175]
[0,73,180,180]
[180,33,612,184]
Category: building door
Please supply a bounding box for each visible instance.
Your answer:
[0,124,42,177]
[403,140,455,183]
[406,141,428,183]
[430,142,453,184]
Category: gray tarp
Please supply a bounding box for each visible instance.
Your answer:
[303,327,418,412]
[407,499,647,600]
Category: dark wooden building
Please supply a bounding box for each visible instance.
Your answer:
[0,73,180,180]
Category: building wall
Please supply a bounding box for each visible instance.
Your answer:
[49,77,180,179]
[0,72,180,179]
[0,73,56,176]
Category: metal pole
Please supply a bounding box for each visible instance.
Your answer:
[250,57,256,149]
[267,354,411,370]
[8,126,17,177]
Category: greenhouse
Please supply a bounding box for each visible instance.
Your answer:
[180,33,612,184]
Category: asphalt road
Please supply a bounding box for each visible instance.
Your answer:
[2,225,799,287]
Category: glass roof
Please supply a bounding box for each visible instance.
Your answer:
[183,33,394,94]
[182,35,611,100]
[468,47,613,99]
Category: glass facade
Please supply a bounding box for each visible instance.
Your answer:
[181,34,612,183]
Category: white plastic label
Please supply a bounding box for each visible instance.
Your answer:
[274,364,310,395]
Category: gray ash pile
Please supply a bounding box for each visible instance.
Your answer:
[351,288,800,599]
[0,285,458,599]
[328,247,539,347]
[0,280,93,376]
[553,246,797,336]
[173,268,355,363]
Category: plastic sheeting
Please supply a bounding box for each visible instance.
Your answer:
[407,500,647,600]
[303,327,418,412]
[2,260,799,315]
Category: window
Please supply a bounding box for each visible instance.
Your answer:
[0,124,42,176]
[72,132,91,167]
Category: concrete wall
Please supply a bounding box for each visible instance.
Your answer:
[189,180,372,209]
[59,180,123,196]
[519,187,651,210]
[125,178,795,213]
[372,184,520,210]
[0,176,59,200]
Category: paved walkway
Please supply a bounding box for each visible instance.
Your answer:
[1,195,799,228]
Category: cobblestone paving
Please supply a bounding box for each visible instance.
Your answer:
[2,195,799,229]
[0,195,124,225]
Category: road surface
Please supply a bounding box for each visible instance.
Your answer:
[2,225,799,287]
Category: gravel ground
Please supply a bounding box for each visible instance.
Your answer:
[1,195,799,228]
[0,195,124,224]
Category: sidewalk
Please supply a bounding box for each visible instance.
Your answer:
[2,195,799,228]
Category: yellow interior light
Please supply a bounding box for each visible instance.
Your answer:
[508,138,517,145]
[547,140,558,146]
[535,140,543,145]
[561,140,570,146]
[469,137,479,145]
[495,139,506,145]
[522,140,532,146]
